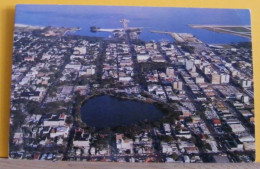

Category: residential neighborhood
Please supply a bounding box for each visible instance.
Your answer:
[10,17,254,163]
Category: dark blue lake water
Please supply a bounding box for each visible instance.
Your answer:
[16,5,251,44]
[81,95,164,128]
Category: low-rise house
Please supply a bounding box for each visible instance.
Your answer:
[163,123,171,136]
[73,128,91,155]
[20,91,42,101]
[229,123,246,133]
[119,76,132,82]
[212,118,221,126]
[13,132,23,145]
[116,134,133,154]
[161,142,178,154]
[43,113,67,127]
[50,126,69,138]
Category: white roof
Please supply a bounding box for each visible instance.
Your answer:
[229,124,246,133]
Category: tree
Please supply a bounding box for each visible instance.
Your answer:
[99,127,112,134]
[160,135,174,143]
[181,45,195,54]
[65,116,73,124]
[191,136,197,145]
[171,153,179,161]
[27,101,43,114]
[125,149,131,154]
[204,142,212,151]
[92,137,108,149]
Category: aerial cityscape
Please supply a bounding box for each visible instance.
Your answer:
[9,5,254,163]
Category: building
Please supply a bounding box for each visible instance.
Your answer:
[203,66,211,75]
[24,57,35,61]
[119,76,132,82]
[210,73,221,84]
[166,67,174,77]
[65,62,81,71]
[74,46,87,55]
[212,118,221,126]
[241,95,249,104]
[220,74,230,84]
[86,67,96,75]
[241,80,252,88]
[163,123,171,135]
[43,114,67,127]
[183,155,190,163]
[195,76,205,84]
[229,124,246,133]
[161,142,177,154]
[50,126,69,138]
[20,91,42,101]
[70,55,84,60]
[185,60,194,71]
[137,54,150,62]
[145,42,157,50]
[173,81,183,90]
[116,134,133,154]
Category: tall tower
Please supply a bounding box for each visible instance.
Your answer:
[120,19,129,30]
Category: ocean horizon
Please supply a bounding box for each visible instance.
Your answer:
[15,5,251,44]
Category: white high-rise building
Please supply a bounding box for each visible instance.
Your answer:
[241,80,252,88]
[166,67,174,76]
[195,76,205,84]
[220,74,230,84]
[173,81,183,90]
[203,66,211,75]
[185,60,194,71]
[242,95,249,104]
[211,73,221,84]
[191,66,196,73]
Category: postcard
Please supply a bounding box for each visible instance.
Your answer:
[9,5,254,163]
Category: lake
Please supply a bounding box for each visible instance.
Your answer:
[16,5,251,44]
[81,95,164,128]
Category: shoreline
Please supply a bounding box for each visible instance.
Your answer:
[73,90,174,130]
